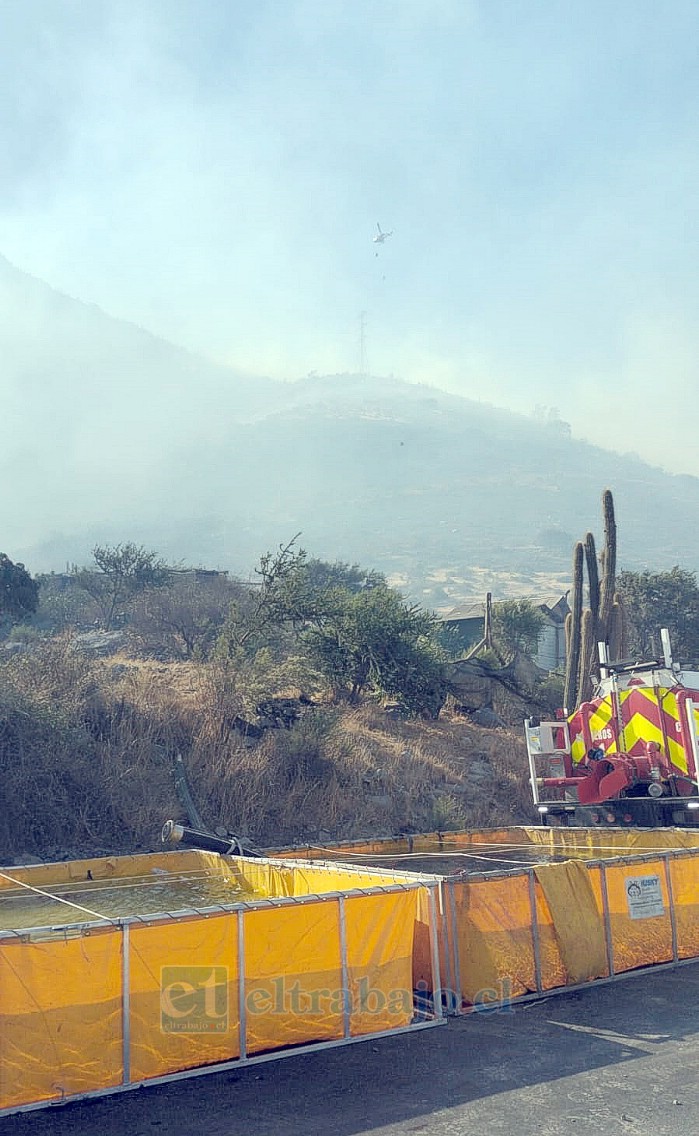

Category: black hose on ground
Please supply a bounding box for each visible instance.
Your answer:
[161,820,261,857]
[172,752,206,830]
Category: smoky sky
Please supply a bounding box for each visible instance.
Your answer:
[1,0,699,473]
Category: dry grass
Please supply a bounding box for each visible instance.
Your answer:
[0,639,534,861]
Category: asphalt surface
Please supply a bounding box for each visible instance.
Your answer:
[3,963,699,1136]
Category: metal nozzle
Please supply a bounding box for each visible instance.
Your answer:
[161,820,185,846]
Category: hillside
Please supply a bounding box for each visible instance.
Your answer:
[3,253,699,606]
[0,639,532,863]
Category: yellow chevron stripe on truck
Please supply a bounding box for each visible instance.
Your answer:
[619,688,688,775]
[570,686,698,776]
[570,699,616,764]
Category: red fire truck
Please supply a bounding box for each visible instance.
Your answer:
[525,631,699,826]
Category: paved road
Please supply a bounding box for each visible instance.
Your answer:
[4,963,699,1136]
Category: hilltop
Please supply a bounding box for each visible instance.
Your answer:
[2,253,699,607]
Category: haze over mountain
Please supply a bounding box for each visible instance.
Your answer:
[3,254,699,609]
[3,2,698,477]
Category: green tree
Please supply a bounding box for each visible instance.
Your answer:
[492,599,546,659]
[303,558,385,593]
[218,541,446,716]
[219,542,377,657]
[617,566,699,662]
[219,538,322,657]
[73,543,170,630]
[0,554,39,624]
[130,575,244,659]
[32,572,100,632]
[305,584,446,716]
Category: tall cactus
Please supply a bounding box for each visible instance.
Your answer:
[598,489,617,643]
[578,607,595,705]
[564,489,619,712]
[564,541,584,712]
[609,591,627,661]
[581,531,600,700]
[584,533,600,626]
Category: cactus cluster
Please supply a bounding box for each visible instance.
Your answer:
[563,489,626,712]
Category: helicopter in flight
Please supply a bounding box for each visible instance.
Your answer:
[372,222,393,245]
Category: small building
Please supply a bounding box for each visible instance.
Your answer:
[440,593,570,672]
[166,568,230,585]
